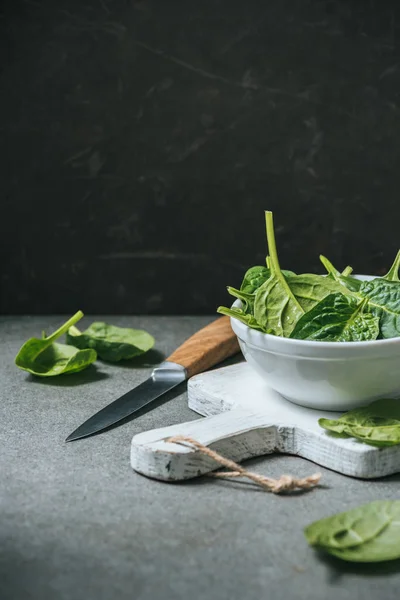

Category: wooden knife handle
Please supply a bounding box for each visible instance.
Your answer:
[167,316,240,379]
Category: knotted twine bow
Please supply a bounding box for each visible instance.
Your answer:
[167,435,321,494]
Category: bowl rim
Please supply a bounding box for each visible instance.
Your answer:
[229,272,400,352]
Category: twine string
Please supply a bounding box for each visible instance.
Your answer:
[166,435,321,494]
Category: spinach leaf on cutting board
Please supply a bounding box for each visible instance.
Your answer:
[66,322,155,362]
[304,500,400,562]
[15,311,97,377]
[319,398,400,446]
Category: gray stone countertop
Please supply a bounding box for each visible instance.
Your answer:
[1,315,399,600]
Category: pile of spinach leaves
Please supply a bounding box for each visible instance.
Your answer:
[319,398,400,447]
[218,211,400,342]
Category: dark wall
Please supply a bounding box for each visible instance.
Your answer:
[1,0,400,315]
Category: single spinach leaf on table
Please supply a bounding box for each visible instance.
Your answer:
[290,293,380,342]
[15,311,97,376]
[358,278,400,338]
[319,398,400,446]
[66,322,155,362]
[383,250,400,282]
[305,501,393,549]
[305,500,400,563]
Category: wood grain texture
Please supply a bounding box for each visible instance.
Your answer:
[167,316,240,378]
[131,363,400,481]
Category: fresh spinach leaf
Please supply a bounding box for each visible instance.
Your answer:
[285,274,349,313]
[226,286,258,315]
[253,216,348,336]
[305,500,400,562]
[341,265,353,277]
[319,255,361,292]
[383,250,400,282]
[15,311,97,377]
[66,322,155,362]
[319,255,342,279]
[319,398,400,446]
[217,306,267,332]
[240,266,271,294]
[305,501,392,549]
[290,293,380,342]
[219,257,296,331]
[217,275,269,328]
[283,269,296,278]
[253,212,305,336]
[358,278,400,338]
[240,265,295,295]
[340,276,362,293]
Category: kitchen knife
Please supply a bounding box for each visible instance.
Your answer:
[66,316,240,442]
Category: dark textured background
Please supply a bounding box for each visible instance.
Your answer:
[1,0,400,315]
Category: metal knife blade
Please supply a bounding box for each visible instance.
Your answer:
[65,362,186,442]
[65,316,240,442]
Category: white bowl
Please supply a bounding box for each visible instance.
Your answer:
[230,275,400,411]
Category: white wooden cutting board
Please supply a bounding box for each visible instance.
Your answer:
[130,362,400,481]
